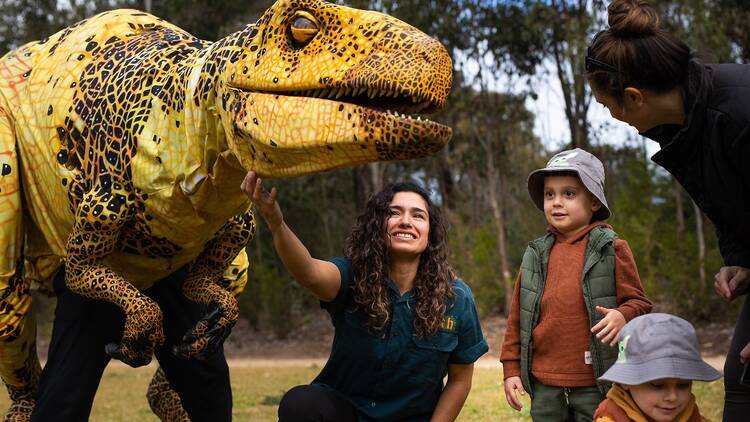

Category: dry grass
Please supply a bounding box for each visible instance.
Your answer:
[0,364,724,421]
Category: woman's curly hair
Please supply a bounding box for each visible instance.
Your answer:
[343,182,455,338]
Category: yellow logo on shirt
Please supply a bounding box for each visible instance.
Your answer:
[440,316,457,332]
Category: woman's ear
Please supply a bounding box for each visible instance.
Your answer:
[623,87,645,108]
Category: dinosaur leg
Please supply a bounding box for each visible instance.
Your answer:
[146,248,249,421]
[0,298,39,422]
[0,108,38,422]
[147,367,189,422]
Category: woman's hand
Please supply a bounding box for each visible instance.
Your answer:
[591,306,626,347]
[503,376,525,411]
[241,171,283,232]
[714,266,750,302]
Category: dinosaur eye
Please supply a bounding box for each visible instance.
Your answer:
[289,11,319,47]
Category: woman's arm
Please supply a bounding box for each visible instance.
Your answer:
[430,363,474,422]
[241,171,340,301]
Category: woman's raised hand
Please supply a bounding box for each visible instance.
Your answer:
[241,171,283,232]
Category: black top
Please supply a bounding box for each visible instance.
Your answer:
[642,59,750,268]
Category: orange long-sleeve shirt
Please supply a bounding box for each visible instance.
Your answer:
[500,222,652,387]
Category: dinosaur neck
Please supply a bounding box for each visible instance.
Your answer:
[156,31,250,214]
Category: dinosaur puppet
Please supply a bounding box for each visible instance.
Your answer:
[0,0,452,419]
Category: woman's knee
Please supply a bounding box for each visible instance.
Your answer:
[278,385,316,420]
[278,385,357,422]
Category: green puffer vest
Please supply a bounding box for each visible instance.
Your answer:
[518,226,619,396]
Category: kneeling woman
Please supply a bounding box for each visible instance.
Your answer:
[242,172,488,422]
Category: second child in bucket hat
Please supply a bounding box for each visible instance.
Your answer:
[501,148,653,421]
[594,313,721,422]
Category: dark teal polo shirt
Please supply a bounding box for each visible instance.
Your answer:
[312,257,489,421]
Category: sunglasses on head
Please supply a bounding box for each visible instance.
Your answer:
[585,31,618,73]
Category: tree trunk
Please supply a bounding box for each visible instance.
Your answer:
[693,200,706,294]
[549,0,591,150]
[368,162,385,195]
[485,153,513,316]
[673,178,685,236]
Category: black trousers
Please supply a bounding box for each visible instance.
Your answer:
[278,385,358,422]
[724,295,750,421]
[31,268,232,422]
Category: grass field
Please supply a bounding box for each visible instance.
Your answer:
[1,363,724,421]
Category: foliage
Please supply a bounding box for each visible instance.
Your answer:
[148,0,272,40]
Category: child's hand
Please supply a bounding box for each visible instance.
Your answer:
[503,376,525,411]
[591,306,625,347]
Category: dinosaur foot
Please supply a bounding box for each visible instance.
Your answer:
[2,399,34,422]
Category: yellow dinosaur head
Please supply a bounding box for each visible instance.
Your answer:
[215,0,453,177]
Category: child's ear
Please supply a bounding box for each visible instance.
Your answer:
[591,199,601,212]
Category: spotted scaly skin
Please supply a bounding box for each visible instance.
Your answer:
[147,367,189,422]
[0,0,452,418]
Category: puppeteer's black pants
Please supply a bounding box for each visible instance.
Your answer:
[724,295,750,421]
[31,268,232,422]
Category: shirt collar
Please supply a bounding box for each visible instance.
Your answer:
[387,278,413,302]
[548,221,611,244]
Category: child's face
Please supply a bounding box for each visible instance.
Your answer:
[625,379,693,422]
[542,175,600,237]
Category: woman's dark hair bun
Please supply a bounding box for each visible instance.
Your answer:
[607,0,660,37]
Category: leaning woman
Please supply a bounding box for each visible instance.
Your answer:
[585,0,750,416]
[241,172,488,422]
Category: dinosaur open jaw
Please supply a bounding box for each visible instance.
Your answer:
[282,87,439,115]
[229,83,442,116]
[227,88,452,175]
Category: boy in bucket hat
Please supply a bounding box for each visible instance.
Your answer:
[594,313,721,421]
[501,148,653,420]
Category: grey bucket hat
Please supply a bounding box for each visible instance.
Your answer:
[527,148,610,221]
[599,313,722,385]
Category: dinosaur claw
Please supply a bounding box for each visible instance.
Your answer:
[174,302,236,359]
[104,343,123,359]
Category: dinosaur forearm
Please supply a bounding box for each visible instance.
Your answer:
[65,263,150,309]
[183,211,255,304]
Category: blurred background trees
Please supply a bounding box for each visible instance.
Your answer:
[2,0,745,336]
